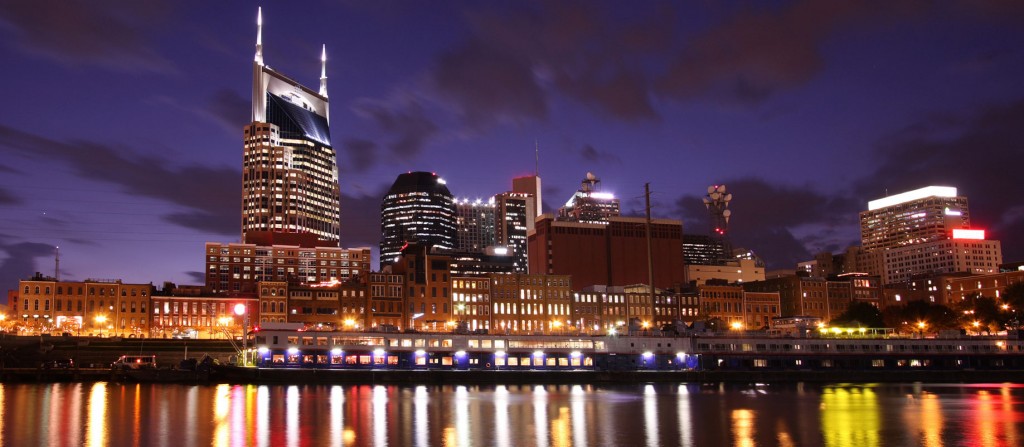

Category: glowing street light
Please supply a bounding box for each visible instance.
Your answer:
[95,315,108,337]
[730,321,743,331]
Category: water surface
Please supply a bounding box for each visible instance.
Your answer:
[2,381,1023,446]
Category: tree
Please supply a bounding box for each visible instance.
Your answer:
[830,302,884,328]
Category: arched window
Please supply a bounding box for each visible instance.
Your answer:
[34,286,40,294]
[262,302,267,312]
[45,287,50,294]
[57,287,63,295]
[34,300,39,311]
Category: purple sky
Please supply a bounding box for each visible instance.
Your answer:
[2,1,1024,295]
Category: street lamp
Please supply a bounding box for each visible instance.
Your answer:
[234,303,248,365]
[95,315,108,337]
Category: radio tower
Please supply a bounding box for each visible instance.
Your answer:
[702,185,733,262]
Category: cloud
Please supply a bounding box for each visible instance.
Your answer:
[856,98,1024,261]
[206,89,250,134]
[0,124,238,236]
[342,138,378,172]
[0,239,55,302]
[0,0,177,73]
[675,178,860,269]
[579,144,622,164]
[352,97,438,158]
[656,2,879,104]
[340,186,389,268]
[433,39,549,126]
[185,271,206,284]
[0,186,20,205]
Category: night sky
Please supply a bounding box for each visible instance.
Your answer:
[2,1,1023,296]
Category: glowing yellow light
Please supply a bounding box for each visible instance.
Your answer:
[917,321,926,329]
[730,321,743,330]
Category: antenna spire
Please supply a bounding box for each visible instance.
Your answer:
[55,245,60,281]
[534,139,539,176]
[254,7,264,65]
[319,44,328,97]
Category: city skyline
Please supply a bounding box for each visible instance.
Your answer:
[1,2,1023,292]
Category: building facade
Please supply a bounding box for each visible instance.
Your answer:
[379,172,457,267]
[17,276,152,337]
[528,216,686,290]
[490,273,572,335]
[204,242,371,294]
[242,8,340,245]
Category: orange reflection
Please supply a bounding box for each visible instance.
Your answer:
[731,409,755,447]
[85,382,108,447]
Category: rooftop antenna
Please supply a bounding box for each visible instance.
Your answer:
[55,246,60,281]
[534,139,539,176]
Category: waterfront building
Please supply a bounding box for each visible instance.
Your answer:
[390,243,453,331]
[379,172,457,267]
[204,242,370,294]
[743,275,842,321]
[150,291,256,339]
[528,215,685,289]
[451,276,491,332]
[18,275,152,337]
[489,273,572,334]
[368,273,406,330]
[557,172,620,223]
[257,281,288,324]
[242,8,341,245]
[573,286,628,334]
[942,269,1024,303]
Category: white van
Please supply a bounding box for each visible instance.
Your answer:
[112,355,157,370]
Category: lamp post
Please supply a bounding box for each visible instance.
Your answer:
[234,303,248,365]
[95,315,107,337]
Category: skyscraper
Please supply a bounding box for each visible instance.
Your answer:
[455,198,496,252]
[241,8,341,246]
[494,192,529,272]
[380,172,457,267]
[858,186,1001,284]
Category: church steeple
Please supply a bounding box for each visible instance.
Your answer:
[319,44,328,98]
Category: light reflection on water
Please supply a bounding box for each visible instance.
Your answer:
[2,382,1023,446]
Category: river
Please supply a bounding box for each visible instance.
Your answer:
[2,381,1022,446]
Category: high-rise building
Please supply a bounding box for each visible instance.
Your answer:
[494,192,529,273]
[858,186,1001,283]
[379,172,457,267]
[512,175,542,227]
[557,172,619,223]
[241,8,341,246]
[859,186,969,252]
[454,198,496,252]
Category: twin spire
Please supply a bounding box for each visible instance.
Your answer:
[254,7,328,98]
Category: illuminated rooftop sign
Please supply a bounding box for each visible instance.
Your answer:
[867,186,957,211]
[952,229,985,240]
